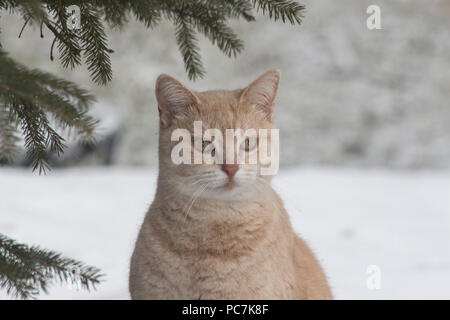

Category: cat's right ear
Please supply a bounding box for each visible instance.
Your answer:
[240,69,280,121]
[155,74,199,127]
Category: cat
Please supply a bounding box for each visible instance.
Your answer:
[129,69,332,299]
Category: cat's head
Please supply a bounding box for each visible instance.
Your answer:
[156,69,280,201]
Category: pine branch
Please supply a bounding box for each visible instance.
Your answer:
[174,13,205,81]
[13,67,95,111]
[45,4,82,70]
[216,0,256,21]
[128,0,162,28]
[188,7,244,58]
[14,102,52,173]
[3,0,304,83]
[96,0,130,29]
[252,0,305,24]
[0,51,97,173]
[79,2,113,85]
[0,106,20,163]
[0,233,104,299]
[5,0,46,24]
[0,0,305,170]
[0,53,96,131]
[17,15,30,38]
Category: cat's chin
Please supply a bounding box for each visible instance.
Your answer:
[171,177,267,202]
[204,183,263,202]
[223,180,236,190]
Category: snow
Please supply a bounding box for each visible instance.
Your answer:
[1,167,449,299]
[1,0,448,300]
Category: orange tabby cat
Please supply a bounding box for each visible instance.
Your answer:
[129,69,332,299]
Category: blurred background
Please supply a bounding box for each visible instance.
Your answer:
[1,0,449,299]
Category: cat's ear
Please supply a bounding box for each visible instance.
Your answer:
[240,69,280,121]
[155,74,199,126]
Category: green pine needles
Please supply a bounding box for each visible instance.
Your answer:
[0,0,304,172]
[0,51,97,174]
[0,233,103,299]
[0,0,304,299]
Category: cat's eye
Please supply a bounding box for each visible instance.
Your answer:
[202,140,215,153]
[194,138,215,154]
[240,137,257,152]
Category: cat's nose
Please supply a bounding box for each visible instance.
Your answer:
[221,164,239,179]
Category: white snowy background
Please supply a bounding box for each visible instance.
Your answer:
[0,168,449,299]
[1,0,450,299]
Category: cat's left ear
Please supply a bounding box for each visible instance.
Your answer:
[155,74,199,127]
[240,69,281,121]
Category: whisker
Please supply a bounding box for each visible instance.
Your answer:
[183,182,210,225]
[183,173,218,187]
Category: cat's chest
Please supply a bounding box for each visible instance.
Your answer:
[152,235,296,299]
[144,203,296,298]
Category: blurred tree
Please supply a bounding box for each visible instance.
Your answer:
[0,0,304,298]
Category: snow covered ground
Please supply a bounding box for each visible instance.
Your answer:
[1,167,449,300]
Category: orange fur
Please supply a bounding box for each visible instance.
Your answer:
[129,70,332,299]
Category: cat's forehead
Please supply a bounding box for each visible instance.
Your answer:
[187,89,264,130]
[196,89,242,107]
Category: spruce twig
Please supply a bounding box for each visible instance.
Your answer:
[0,51,97,173]
[0,233,104,300]
[18,15,31,38]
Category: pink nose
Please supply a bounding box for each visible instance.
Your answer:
[221,164,239,179]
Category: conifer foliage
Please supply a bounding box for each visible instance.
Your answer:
[0,0,304,298]
[0,0,304,171]
[0,234,103,299]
